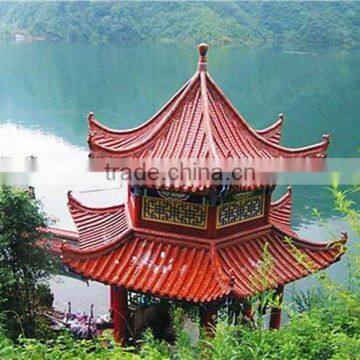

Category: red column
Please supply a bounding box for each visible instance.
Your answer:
[200,306,217,335]
[110,286,128,345]
[128,188,142,228]
[269,285,284,330]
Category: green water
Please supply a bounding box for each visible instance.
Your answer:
[0,43,359,155]
[0,42,358,314]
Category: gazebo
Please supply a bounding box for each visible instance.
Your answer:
[52,44,346,344]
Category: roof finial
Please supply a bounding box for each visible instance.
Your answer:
[198,43,209,72]
[67,190,73,201]
[341,231,348,242]
[322,134,330,144]
[87,112,95,124]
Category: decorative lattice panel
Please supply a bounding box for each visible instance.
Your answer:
[142,196,207,229]
[217,191,265,228]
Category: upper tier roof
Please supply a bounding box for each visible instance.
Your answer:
[57,190,347,303]
[88,44,329,159]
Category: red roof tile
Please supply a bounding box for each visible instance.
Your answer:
[61,225,346,303]
[67,192,130,250]
[88,46,329,159]
[269,187,293,230]
[59,191,347,303]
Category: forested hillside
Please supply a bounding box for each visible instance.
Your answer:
[0,1,359,49]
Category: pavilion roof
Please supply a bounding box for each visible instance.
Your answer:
[58,190,347,303]
[87,44,329,159]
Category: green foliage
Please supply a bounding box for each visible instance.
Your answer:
[0,331,136,359]
[0,185,57,340]
[331,185,360,236]
[0,2,359,49]
[0,188,359,358]
[138,330,170,360]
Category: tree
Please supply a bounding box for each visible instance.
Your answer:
[0,185,57,340]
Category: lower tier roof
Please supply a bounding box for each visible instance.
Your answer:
[60,225,345,303]
[56,189,347,303]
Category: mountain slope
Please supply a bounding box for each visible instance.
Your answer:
[0,1,359,49]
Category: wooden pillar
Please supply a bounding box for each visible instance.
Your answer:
[200,306,217,335]
[110,285,128,345]
[128,186,142,227]
[269,285,284,330]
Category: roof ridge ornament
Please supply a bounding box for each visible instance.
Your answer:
[198,43,209,72]
[322,134,330,144]
[87,111,95,122]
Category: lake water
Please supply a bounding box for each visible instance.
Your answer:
[0,42,359,316]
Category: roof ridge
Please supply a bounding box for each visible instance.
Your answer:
[205,73,330,157]
[269,187,294,233]
[61,228,134,258]
[89,73,200,155]
[67,191,125,214]
[209,243,231,295]
[256,114,284,145]
[271,186,292,207]
[87,77,193,136]
[200,71,218,157]
[272,225,348,251]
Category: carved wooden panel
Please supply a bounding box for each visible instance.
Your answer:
[142,196,207,229]
[216,190,265,228]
